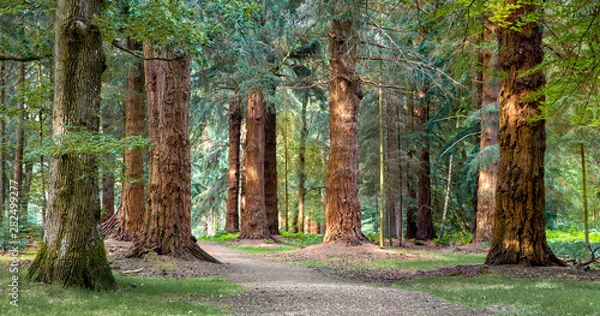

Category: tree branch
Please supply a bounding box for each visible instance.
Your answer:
[0,54,51,62]
[111,40,186,61]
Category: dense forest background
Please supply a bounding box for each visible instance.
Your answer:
[0,0,598,250]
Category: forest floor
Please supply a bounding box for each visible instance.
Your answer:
[105,238,600,315]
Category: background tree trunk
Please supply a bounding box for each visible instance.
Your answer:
[265,104,279,235]
[128,46,217,262]
[225,97,241,233]
[416,96,435,240]
[0,61,6,220]
[26,0,116,290]
[117,38,146,241]
[385,98,399,240]
[101,154,115,222]
[297,95,308,233]
[240,92,270,239]
[485,2,562,266]
[323,18,367,244]
[14,63,25,218]
[473,20,499,244]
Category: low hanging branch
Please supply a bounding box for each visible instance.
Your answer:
[0,54,52,62]
[111,40,186,61]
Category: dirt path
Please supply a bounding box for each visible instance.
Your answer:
[198,241,489,316]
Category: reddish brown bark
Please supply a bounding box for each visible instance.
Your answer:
[297,95,308,233]
[225,97,241,233]
[265,104,279,235]
[405,96,418,240]
[117,38,146,241]
[128,46,217,262]
[485,3,562,266]
[323,18,368,245]
[239,92,270,239]
[385,98,399,239]
[473,21,499,244]
[415,95,435,240]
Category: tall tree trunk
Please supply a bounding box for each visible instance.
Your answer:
[323,17,367,244]
[385,97,398,240]
[26,0,116,290]
[473,19,499,244]
[405,96,418,239]
[117,38,146,241]
[225,97,241,233]
[14,63,25,218]
[0,61,6,220]
[20,161,33,217]
[297,95,308,233]
[416,95,435,240]
[283,115,290,232]
[265,104,279,235]
[37,62,47,226]
[239,92,270,239]
[240,124,247,230]
[128,46,217,262]
[485,2,562,266]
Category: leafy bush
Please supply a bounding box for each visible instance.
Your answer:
[434,230,473,246]
[546,229,600,260]
[199,231,239,244]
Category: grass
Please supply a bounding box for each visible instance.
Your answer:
[370,252,486,272]
[393,274,600,315]
[0,254,242,315]
[229,245,298,254]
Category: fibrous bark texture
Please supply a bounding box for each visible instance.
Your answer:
[485,3,562,266]
[240,92,270,239]
[117,38,146,241]
[323,18,368,245]
[225,97,241,233]
[26,0,116,290]
[473,20,499,244]
[416,97,435,240]
[265,104,279,235]
[128,46,217,263]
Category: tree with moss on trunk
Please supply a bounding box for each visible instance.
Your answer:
[26,0,116,290]
[485,1,563,266]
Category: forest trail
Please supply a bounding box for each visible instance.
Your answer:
[198,241,489,316]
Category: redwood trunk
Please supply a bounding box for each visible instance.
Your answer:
[26,0,116,290]
[416,96,435,240]
[117,38,146,241]
[225,97,241,233]
[128,46,217,262]
[323,18,367,244]
[485,3,562,266]
[101,156,115,221]
[297,95,308,233]
[239,92,270,239]
[265,104,279,235]
[385,99,399,239]
[405,98,418,239]
[473,20,499,244]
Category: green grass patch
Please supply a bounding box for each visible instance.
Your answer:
[394,274,600,315]
[199,231,239,244]
[229,245,298,254]
[279,232,323,247]
[371,252,486,272]
[0,255,242,315]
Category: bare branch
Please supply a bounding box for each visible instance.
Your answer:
[0,54,51,62]
[111,40,186,61]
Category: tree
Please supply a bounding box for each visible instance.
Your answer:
[485,1,562,266]
[128,45,217,262]
[240,92,270,239]
[473,19,499,244]
[323,3,368,244]
[225,97,241,233]
[415,92,436,240]
[26,0,116,290]
[116,38,146,241]
[297,94,308,233]
[265,103,279,235]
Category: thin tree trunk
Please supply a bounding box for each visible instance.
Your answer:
[239,92,270,239]
[379,87,385,247]
[439,120,459,239]
[14,63,25,218]
[117,38,146,241]
[416,95,435,240]
[283,115,289,232]
[581,143,589,254]
[0,61,6,221]
[128,46,217,262]
[473,19,499,244]
[225,97,241,233]
[323,17,367,244]
[37,62,47,226]
[386,96,399,240]
[265,104,279,235]
[240,123,247,231]
[405,95,417,239]
[101,155,115,221]
[485,2,562,266]
[26,0,116,289]
[298,95,308,233]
